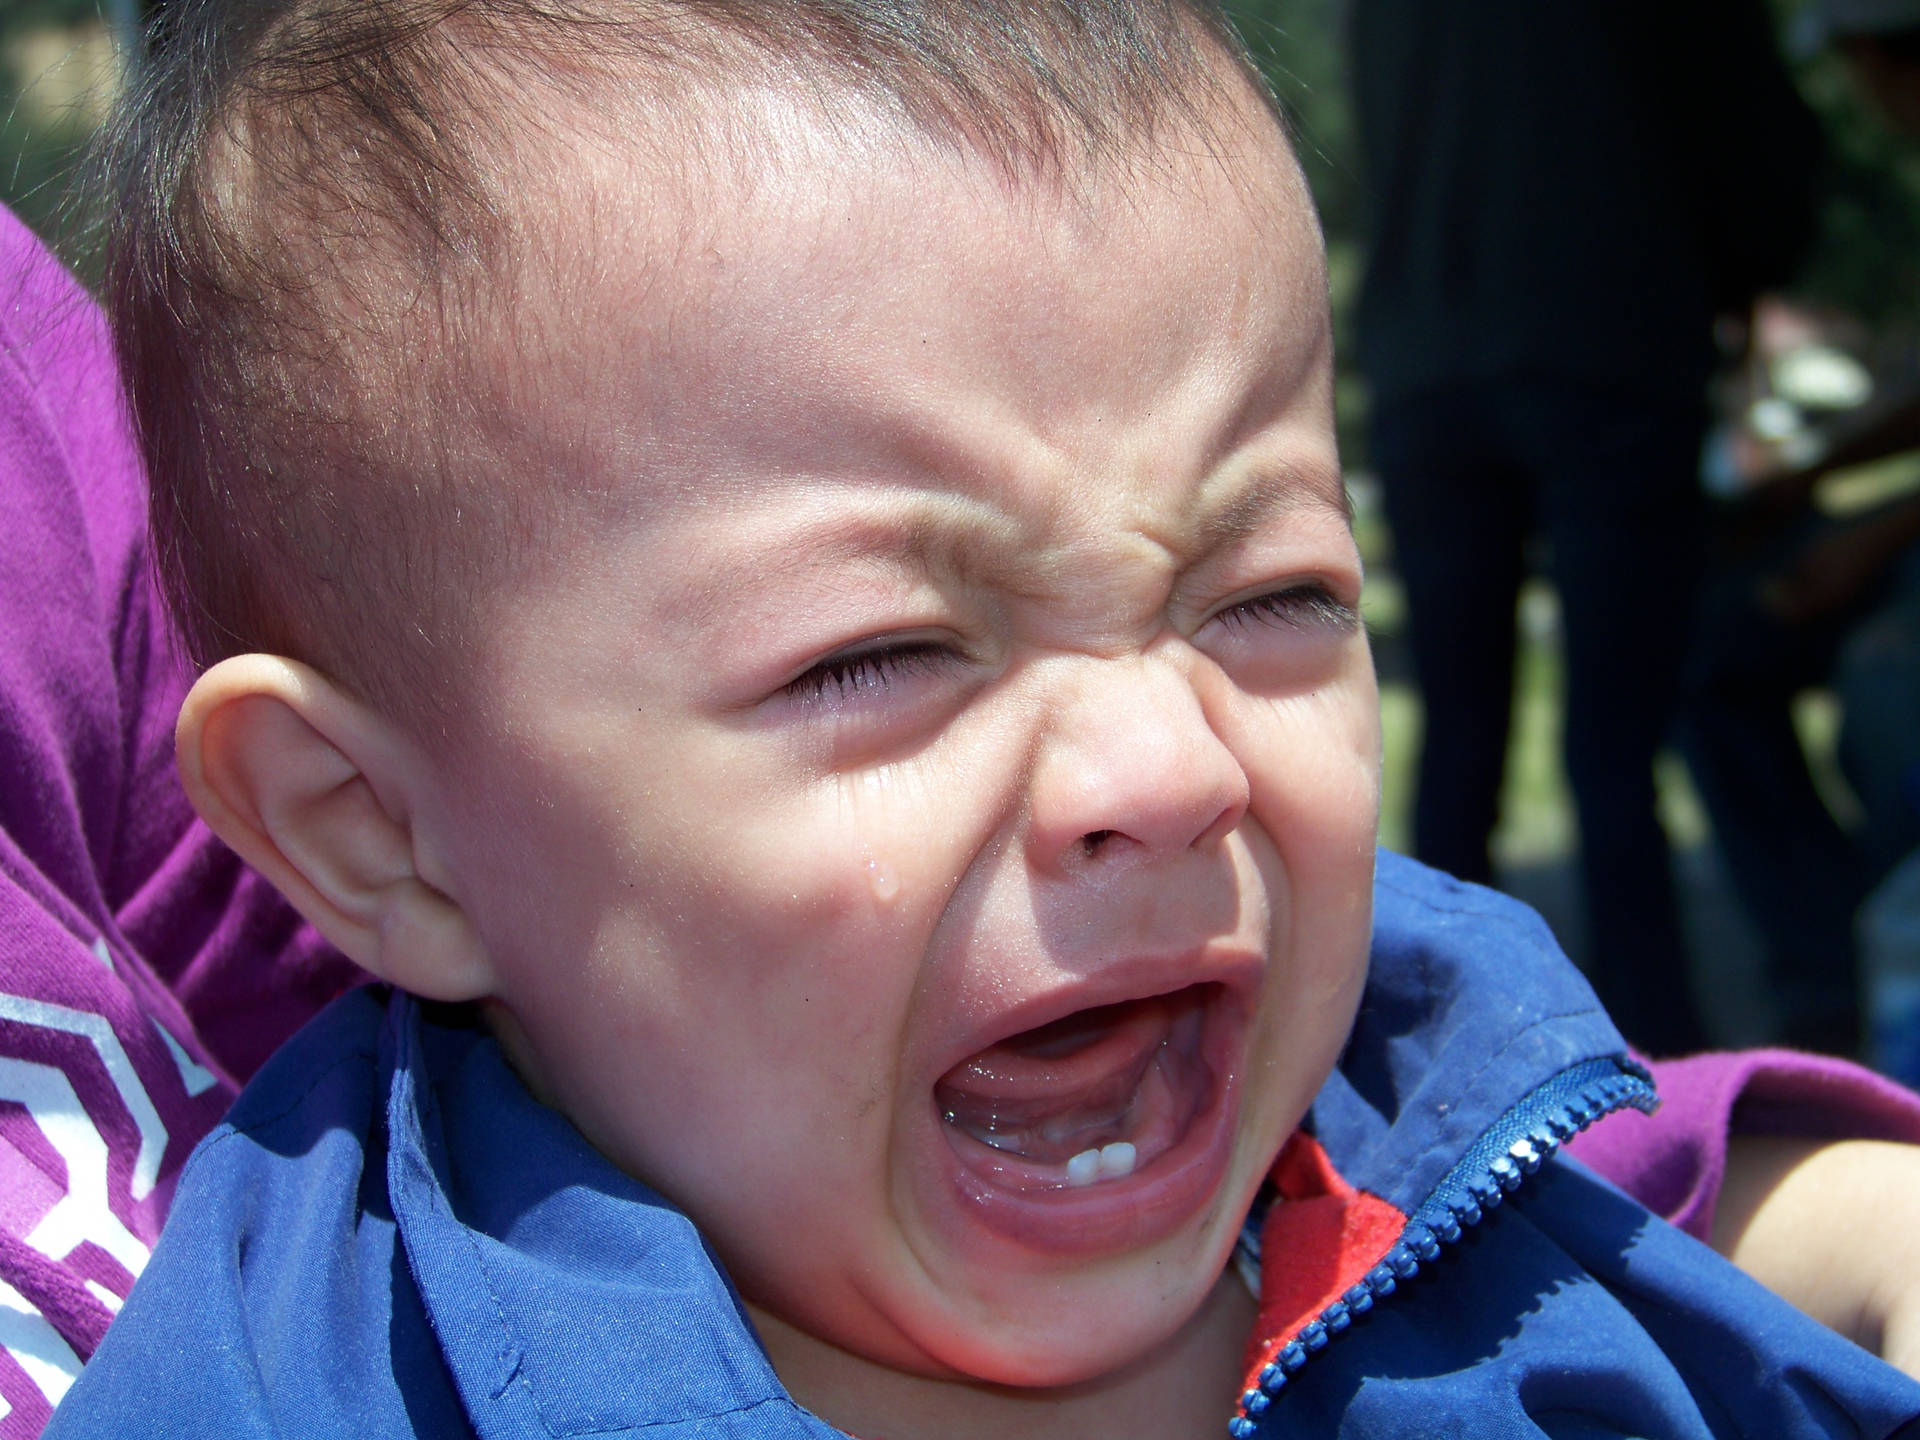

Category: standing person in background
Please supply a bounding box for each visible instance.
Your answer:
[1350,0,1823,1056]
[1684,0,1920,1058]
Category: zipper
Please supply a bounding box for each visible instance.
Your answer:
[1228,1055,1658,1438]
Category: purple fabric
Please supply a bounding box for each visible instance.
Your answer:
[1569,1048,1920,1243]
[0,204,359,1437]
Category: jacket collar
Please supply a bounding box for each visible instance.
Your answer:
[1316,852,1632,1211]
[381,1003,838,1438]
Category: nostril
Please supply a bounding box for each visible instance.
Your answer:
[1081,829,1117,857]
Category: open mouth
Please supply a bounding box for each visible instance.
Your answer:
[935,984,1222,1193]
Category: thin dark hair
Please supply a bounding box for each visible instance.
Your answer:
[96,0,1278,722]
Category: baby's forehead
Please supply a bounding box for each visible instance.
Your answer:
[486,80,1317,462]
[504,54,1304,303]
[475,119,1340,621]
[487,136,1328,552]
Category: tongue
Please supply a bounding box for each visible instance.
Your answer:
[936,998,1175,1162]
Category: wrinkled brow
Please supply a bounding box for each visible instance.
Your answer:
[1194,467,1353,553]
[791,499,1025,575]
[678,470,1349,629]
[677,496,1027,624]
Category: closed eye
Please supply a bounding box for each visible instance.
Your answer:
[1214,582,1359,634]
[784,639,959,708]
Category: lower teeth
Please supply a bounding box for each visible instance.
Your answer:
[1066,1141,1137,1187]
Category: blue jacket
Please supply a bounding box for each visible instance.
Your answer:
[44,856,1920,1438]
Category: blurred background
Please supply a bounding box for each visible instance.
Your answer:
[5,0,1920,1064]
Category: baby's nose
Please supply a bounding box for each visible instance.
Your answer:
[1022,651,1250,876]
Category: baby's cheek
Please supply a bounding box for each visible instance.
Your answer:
[1236,685,1378,1010]
[1242,683,1381,845]
[650,796,930,1044]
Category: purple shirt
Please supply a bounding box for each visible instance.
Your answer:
[0,205,360,1437]
[1571,1047,1920,1240]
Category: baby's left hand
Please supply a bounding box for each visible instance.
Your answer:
[1714,1136,1920,1377]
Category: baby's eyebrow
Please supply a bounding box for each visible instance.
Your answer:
[677,470,1348,627]
[786,503,1023,576]
[1192,466,1352,553]
[677,494,1029,623]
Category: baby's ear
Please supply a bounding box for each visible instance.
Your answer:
[177,655,496,1002]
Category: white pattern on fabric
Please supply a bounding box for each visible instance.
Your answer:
[0,1056,152,1279]
[0,995,167,1202]
[149,1021,218,1100]
[0,1281,79,1407]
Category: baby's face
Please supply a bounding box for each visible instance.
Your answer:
[430,91,1378,1390]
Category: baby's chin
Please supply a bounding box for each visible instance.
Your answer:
[900,1210,1256,1390]
[744,1217,1251,1397]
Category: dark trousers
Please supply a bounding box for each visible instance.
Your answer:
[1677,517,1895,1053]
[1372,374,1709,1056]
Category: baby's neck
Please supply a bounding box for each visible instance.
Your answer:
[749,1267,1259,1440]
